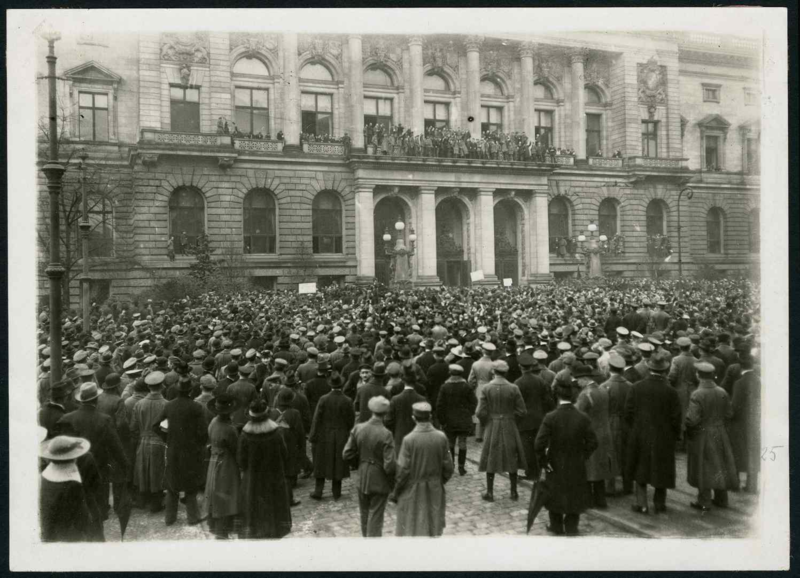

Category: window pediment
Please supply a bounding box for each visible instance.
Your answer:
[64,61,122,85]
[697,113,731,131]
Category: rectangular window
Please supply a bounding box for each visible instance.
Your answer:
[301,92,333,137]
[702,84,721,103]
[745,138,760,175]
[424,101,449,131]
[78,92,109,142]
[744,89,757,106]
[480,106,502,135]
[364,96,393,132]
[586,113,602,157]
[641,121,658,158]
[234,87,269,136]
[170,86,200,133]
[535,110,554,148]
[77,197,114,258]
[705,135,720,169]
[707,220,722,254]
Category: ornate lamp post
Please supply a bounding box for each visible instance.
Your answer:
[383,216,416,287]
[677,186,694,278]
[40,26,66,385]
[577,221,608,278]
[78,149,91,333]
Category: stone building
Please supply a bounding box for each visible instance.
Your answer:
[36,31,761,301]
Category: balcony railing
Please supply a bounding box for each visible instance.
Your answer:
[588,157,624,168]
[626,156,687,169]
[140,129,232,147]
[234,138,284,153]
[553,155,575,166]
[303,142,345,155]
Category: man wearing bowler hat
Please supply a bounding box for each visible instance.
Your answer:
[343,395,395,537]
[38,380,71,439]
[354,363,389,423]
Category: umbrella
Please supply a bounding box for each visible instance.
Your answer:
[526,471,551,534]
[116,484,133,541]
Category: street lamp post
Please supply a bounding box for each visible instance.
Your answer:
[577,221,608,278]
[677,186,695,278]
[41,28,66,385]
[383,217,416,287]
[78,149,91,333]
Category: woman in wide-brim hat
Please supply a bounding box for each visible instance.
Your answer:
[237,399,292,539]
[203,394,240,539]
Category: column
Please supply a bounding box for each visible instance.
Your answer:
[354,184,375,284]
[474,188,498,285]
[282,32,301,151]
[532,191,551,280]
[570,50,587,159]
[408,36,424,135]
[209,33,232,124]
[348,35,365,151]
[519,42,535,137]
[415,186,440,286]
[138,33,162,129]
[465,36,484,139]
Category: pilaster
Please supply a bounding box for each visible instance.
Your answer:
[416,186,440,286]
[348,35,365,150]
[354,184,375,284]
[465,36,484,139]
[570,50,587,159]
[282,32,300,151]
[408,36,424,135]
[474,188,498,285]
[209,32,232,123]
[519,42,535,138]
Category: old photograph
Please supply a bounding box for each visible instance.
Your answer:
[7,7,789,571]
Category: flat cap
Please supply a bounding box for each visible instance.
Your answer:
[616,327,630,336]
[492,359,510,373]
[448,364,465,374]
[368,395,390,414]
[676,336,692,347]
[144,371,165,386]
[557,342,572,351]
[532,350,549,360]
[481,342,496,352]
[637,342,655,352]
[412,401,432,414]
[694,361,715,374]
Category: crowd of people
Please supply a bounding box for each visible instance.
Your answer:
[36,278,761,541]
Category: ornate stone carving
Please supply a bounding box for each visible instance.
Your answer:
[464,35,484,52]
[141,153,159,167]
[304,142,345,155]
[363,37,401,64]
[518,41,535,59]
[233,139,284,153]
[160,32,210,64]
[229,32,278,58]
[638,56,667,105]
[481,49,512,79]
[423,40,459,75]
[588,157,623,168]
[298,35,343,63]
[218,157,235,170]
[583,54,610,88]
[533,49,563,82]
[179,64,191,86]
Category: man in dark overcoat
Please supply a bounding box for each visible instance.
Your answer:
[308,375,355,500]
[514,353,553,480]
[729,353,761,493]
[96,373,130,515]
[624,350,682,514]
[668,336,699,446]
[157,376,208,526]
[304,361,332,417]
[354,366,390,423]
[534,380,598,536]
[601,354,633,495]
[38,380,71,438]
[436,364,477,475]
[385,369,426,455]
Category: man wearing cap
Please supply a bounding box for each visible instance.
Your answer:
[386,367,427,455]
[684,361,738,511]
[391,401,454,537]
[227,364,258,430]
[215,362,240,398]
[415,339,437,375]
[514,353,554,481]
[131,371,169,513]
[476,359,528,502]
[624,351,682,514]
[548,342,573,374]
[38,380,71,439]
[622,304,647,335]
[97,373,130,511]
[603,307,623,337]
[668,336,699,448]
[468,342,496,442]
[58,382,129,522]
[697,337,726,386]
[297,347,319,384]
[354,364,390,423]
[425,346,450,423]
[650,301,671,333]
[633,342,654,382]
[157,376,208,526]
[575,363,615,509]
[436,364,477,476]
[94,352,115,388]
[532,349,556,395]
[729,353,761,494]
[305,361,332,419]
[342,396,395,537]
[601,354,633,496]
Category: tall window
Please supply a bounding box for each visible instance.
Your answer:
[169,187,205,254]
[705,135,721,169]
[79,92,109,142]
[646,200,666,237]
[598,198,618,238]
[745,138,760,175]
[364,97,393,132]
[535,110,554,147]
[243,189,276,254]
[301,93,333,137]
[533,82,554,100]
[170,86,200,133]
[77,197,114,258]
[586,113,602,156]
[312,191,342,254]
[749,209,760,253]
[548,197,570,253]
[642,121,658,158]
[364,67,392,87]
[235,87,269,136]
[481,106,502,134]
[424,102,450,131]
[706,208,724,254]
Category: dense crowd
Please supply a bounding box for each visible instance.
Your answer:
[37,278,761,540]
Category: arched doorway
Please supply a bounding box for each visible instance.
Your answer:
[494,199,520,286]
[374,196,410,286]
[436,197,470,287]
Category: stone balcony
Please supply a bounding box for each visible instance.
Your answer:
[588,157,624,169]
[137,129,236,167]
[233,138,284,154]
[303,142,346,155]
[140,129,232,148]
[625,156,688,169]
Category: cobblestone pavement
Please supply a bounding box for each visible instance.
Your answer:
[104,439,759,542]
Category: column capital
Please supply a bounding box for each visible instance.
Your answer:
[464,35,484,52]
[518,41,535,59]
[569,48,590,65]
[348,34,362,42]
[417,185,437,195]
[477,187,495,196]
[408,35,423,47]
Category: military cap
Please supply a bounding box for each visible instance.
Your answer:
[73,350,88,363]
[631,331,643,340]
[676,336,692,347]
[482,342,496,352]
[412,401,432,414]
[125,367,143,377]
[637,342,655,352]
[143,354,157,365]
[332,326,342,334]
[582,351,599,361]
[648,335,664,346]
[477,326,487,334]
[274,358,289,367]
[608,354,626,370]
[616,327,630,336]
[597,338,612,349]
[307,347,319,356]
[245,348,257,360]
[192,349,205,359]
[334,335,346,344]
[368,396,390,414]
[123,357,138,370]
[448,364,465,374]
[694,361,715,374]
[557,341,572,352]
[533,349,549,361]
[144,371,165,387]
[230,348,243,357]
[238,364,255,375]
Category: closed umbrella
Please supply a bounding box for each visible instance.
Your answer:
[526,470,551,534]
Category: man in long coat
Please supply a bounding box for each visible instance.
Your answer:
[304,361,332,418]
[308,376,354,500]
[467,342,496,441]
[729,353,761,493]
[342,396,395,537]
[534,381,598,536]
[391,402,454,537]
[158,376,208,525]
[601,354,633,495]
[476,360,527,502]
[624,351,682,514]
[436,364,477,476]
[575,365,615,508]
[669,337,699,447]
[514,353,553,481]
[685,362,739,511]
[96,373,130,517]
[131,371,169,512]
[385,373,426,454]
[227,364,258,430]
[354,367,390,423]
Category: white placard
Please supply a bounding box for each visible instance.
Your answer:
[470,270,485,282]
[298,282,317,294]
[503,278,513,287]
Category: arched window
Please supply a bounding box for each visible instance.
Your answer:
[169,187,205,254]
[233,57,270,76]
[300,62,333,82]
[481,78,503,96]
[749,208,760,253]
[312,191,342,254]
[364,67,393,86]
[706,207,724,254]
[598,198,618,238]
[548,197,570,254]
[534,82,554,100]
[584,86,602,104]
[423,73,449,91]
[646,200,667,237]
[243,189,276,254]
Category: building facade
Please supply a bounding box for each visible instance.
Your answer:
[36,30,761,301]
